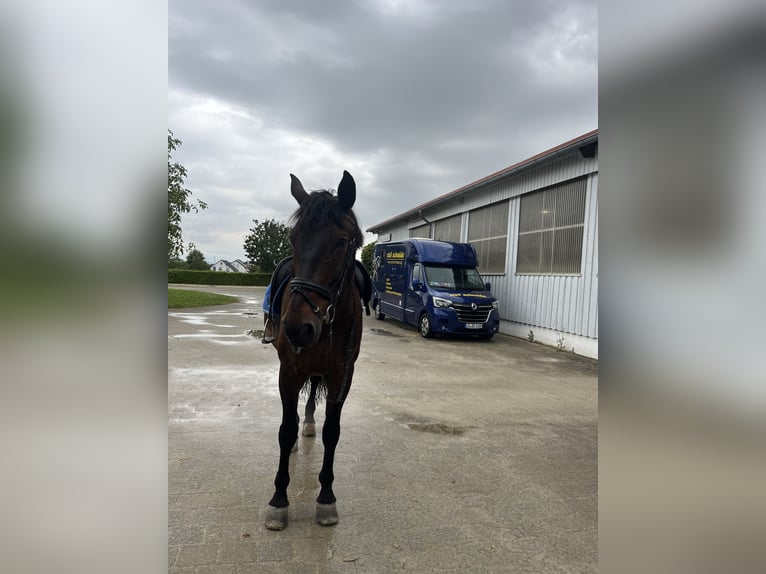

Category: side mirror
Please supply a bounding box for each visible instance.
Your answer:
[411,280,423,291]
[485,282,492,291]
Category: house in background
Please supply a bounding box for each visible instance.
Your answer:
[210,259,249,272]
[366,130,598,358]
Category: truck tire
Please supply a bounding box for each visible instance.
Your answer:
[419,313,434,338]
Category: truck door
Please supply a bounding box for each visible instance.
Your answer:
[378,246,406,321]
[405,263,425,325]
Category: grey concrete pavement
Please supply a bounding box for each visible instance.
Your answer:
[169,284,597,573]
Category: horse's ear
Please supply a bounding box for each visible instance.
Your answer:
[337,170,356,212]
[290,174,309,205]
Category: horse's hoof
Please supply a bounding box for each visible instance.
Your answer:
[265,505,288,530]
[316,502,338,526]
[291,441,298,452]
[302,422,316,437]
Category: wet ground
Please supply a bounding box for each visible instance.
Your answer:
[169,284,597,573]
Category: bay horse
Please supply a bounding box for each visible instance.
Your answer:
[265,171,364,530]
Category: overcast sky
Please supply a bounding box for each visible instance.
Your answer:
[169,0,597,263]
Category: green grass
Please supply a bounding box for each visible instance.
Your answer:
[168,288,240,309]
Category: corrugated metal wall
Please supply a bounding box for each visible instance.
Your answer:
[374,149,598,340]
[377,221,410,241]
[494,171,598,338]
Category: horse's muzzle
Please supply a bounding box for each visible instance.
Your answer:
[282,318,319,351]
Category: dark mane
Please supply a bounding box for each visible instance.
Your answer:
[289,190,363,246]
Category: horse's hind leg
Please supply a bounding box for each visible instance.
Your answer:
[291,411,299,452]
[265,367,300,531]
[303,375,321,437]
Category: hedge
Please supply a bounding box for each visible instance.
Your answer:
[168,269,271,286]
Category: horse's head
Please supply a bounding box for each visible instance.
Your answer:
[281,171,362,352]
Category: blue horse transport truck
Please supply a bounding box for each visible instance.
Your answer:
[371,239,500,339]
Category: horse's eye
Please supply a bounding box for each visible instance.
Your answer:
[335,238,347,251]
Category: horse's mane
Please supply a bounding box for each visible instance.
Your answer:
[289,190,363,246]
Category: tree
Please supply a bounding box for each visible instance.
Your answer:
[168,130,207,261]
[243,219,291,273]
[168,256,188,270]
[361,241,376,274]
[186,248,209,270]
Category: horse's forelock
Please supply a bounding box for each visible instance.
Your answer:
[289,190,363,246]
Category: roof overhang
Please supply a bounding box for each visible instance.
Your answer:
[366,129,598,233]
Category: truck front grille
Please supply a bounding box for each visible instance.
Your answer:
[452,303,493,323]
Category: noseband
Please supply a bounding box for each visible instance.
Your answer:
[289,239,358,325]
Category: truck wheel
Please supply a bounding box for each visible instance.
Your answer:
[419,313,434,338]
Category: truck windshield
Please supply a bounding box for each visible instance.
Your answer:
[423,265,486,291]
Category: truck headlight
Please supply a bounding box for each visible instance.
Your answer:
[433,297,452,308]
[491,301,499,310]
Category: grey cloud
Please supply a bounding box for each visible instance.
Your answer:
[170,0,597,259]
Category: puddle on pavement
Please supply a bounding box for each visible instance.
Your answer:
[406,421,467,435]
[388,414,467,435]
[170,332,256,346]
[368,328,403,337]
[169,310,249,329]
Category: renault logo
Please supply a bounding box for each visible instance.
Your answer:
[470,302,477,311]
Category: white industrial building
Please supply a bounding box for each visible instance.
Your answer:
[366,130,598,358]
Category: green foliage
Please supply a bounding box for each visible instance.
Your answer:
[185,248,209,270]
[168,269,271,286]
[168,130,207,260]
[168,257,188,269]
[243,218,291,273]
[361,241,376,273]
[168,289,239,308]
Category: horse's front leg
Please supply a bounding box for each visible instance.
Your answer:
[316,367,353,526]
[265,366,300,531]
[303,375,321,437]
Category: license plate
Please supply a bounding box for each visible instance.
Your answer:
[465,323,482,329]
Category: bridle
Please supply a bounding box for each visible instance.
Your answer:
[288,237,358,325]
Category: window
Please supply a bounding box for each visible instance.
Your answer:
[424,265,486,291]
[516,177,587,274]
[433,214,462,242]
[409,223,431,238]
[467,202,509,274]
[411,264,422,285]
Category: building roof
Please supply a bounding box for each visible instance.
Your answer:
[211,260,238,272]
[366,129,598,233]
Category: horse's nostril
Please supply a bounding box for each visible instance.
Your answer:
[300,322,315,343]
[285,320,316,348]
